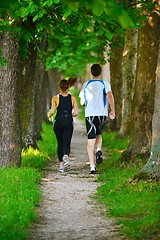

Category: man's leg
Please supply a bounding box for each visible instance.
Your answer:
[95,134,103,164]
[95,116,107,164]
[95,134,102,150]
[85,116,97,173]
[87,138,96,167]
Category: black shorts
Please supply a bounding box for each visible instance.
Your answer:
[85,116,107,139]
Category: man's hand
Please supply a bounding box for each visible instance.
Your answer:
[109,112,116,120]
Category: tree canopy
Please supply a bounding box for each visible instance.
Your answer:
[0,0,146,75]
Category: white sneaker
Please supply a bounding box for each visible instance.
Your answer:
[63,154,70,166]
[90,166,96,174]
[59,167,65,173]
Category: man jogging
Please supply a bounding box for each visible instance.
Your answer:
[79,64,115,174]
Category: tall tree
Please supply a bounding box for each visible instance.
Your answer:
[119,28,138,137]
[134,36,160,179]
[18,41,37,148]
[121,11,160,161]
[0,32,22,166]
[109,36,124,130]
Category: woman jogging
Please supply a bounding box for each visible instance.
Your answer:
[48,78,79,172]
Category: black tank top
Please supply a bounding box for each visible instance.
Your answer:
[55,94,72,119]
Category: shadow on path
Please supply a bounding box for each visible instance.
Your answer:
[28,118,123,240]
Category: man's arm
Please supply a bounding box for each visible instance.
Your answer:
[80,98,85,106]
[107,91,116,119]
[79,82,86,106]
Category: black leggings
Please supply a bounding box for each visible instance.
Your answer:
[53,117,73,162]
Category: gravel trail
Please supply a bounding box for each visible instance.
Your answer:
[28,118,123,240]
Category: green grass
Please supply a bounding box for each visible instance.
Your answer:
[0,167,41,240]
[96,130,160,240]
[0,123,57,240]
[37,122,57,157]
[21,123,57,169]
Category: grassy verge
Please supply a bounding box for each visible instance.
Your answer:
[0,123,57,240]
[96,130,160,240]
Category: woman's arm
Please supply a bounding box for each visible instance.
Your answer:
[72,96,79,117]
[47,95,59,118]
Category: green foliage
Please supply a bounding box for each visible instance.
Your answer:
[96,131,160,239]
[0,167,41,240]
[22,123,57,169]
[37,122,57,157]
[70,87,85,120]
[45,3,129,75]
[0,0,142,72]
[21,147,48,169]
[0,55,8,67]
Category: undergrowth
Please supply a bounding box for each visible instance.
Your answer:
[0,123,57,240]
[96,130,160,240]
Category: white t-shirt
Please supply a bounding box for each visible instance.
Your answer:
[79,79,111,117]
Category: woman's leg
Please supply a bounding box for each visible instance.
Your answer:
[53,121,64,162]
[63,120,73,156]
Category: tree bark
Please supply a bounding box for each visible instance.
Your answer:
[0,32,22,166]
[121,12,160,162]
[109,37,124,130]
[119,28,138,137]
[135,35,160,179]
[18,19,48,148]
[18,43,37,148]
[33,61,48,143]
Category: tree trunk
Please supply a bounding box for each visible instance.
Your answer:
[48,68,60,96]
[121,12,160,162]
[33,61,48,142]
[0,32,22,166]
[33,35,50,143]
[48,68,61,110]
[134,37,160,180]
[119,28,138,137]
[18,43,37,148]
[18,19,48,148]
[109,37,124,130]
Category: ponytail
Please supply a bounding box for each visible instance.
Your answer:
[67,77,77,88]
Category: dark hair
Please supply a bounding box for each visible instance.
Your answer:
[59,79,68,92]
[59,77,77,92]
[67,77,77,87]
[91,64,102,77]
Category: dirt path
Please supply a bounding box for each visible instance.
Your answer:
[28,118,123,240]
